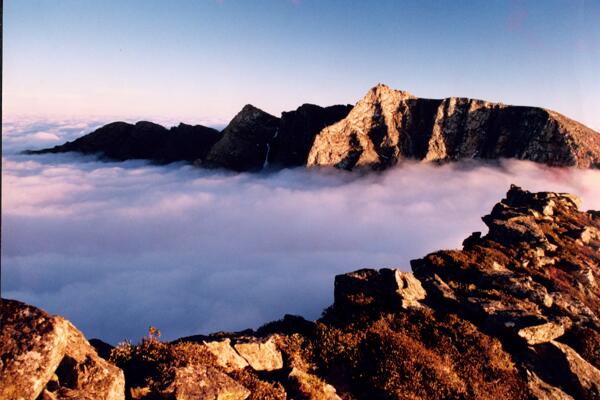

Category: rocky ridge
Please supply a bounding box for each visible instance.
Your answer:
[26,85,600,171]
[1,185,599,399]
[308,84,600,169]
[25,121,221,164]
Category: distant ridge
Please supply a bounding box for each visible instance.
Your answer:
[27,84,600,170]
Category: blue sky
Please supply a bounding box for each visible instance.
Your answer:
[3,0,599,129]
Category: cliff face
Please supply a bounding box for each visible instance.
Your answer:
[2,186,599,399]
[307,84,600,170]
[267,104,353,168]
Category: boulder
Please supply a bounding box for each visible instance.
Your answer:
[0,299,70,400]
[334,268,426,309]
[549,341,600,397]
[0,299,125,400]
[526,370,575,400]
[517,321,566,345]
[288,367,342,400]
[233,336,283,371]
[163,365,250,400]
[203,338,249,372]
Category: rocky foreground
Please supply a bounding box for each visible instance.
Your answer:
[2,185,600,399]
[27,85,600,171]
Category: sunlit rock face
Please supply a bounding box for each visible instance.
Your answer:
[308,84,600,170]
[0,299,125,400]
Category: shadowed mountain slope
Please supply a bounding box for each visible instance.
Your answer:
[26,121,221,164]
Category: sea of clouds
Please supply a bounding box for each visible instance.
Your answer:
[3,118,600,343]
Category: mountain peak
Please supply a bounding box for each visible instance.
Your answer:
[365,83,414,102]
[308,85,600,170]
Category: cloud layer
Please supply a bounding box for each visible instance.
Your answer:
[3,120,600,343]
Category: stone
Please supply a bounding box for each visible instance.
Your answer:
[289,367,342,400]
[55,321,125,400]
[526,370,575,400]
[334,268,426,309]
[550,341,600,397]
[517,321,565,345]
[0,299,70,400]
[579,227,599,245]
[0,299,125,400]
[163,365,250,400]
[233,336,283,371]
[203,339,249,372]
[484,216,547,247]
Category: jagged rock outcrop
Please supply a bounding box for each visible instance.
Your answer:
[201,104,280,171]
[267,103,353,167]
[334,268,426,310]
[26,121,221,163]
[308,84,600,169]
[0,299,125,400]
[3,186,598,399]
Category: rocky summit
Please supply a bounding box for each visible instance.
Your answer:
[2,185,599,399]
[308,84,600,170]
[25,84,600,171]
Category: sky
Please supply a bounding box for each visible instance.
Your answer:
[3,121,600,342]
[3,0,600,130]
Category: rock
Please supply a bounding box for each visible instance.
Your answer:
[233,336,283,371]
[550,341,600,398]
[307,84,600,170]
[55,322,125,400]
[526,370,575,400]
[484,216,548,248]
[577,226,599,245]
[1,299,70,400]
[203,339,249,372]
[268,103,352,167]
[334,268,426,309]
[26,121,221,163]
[163,365,250,400]
[89,339,114,361]
[203,104,280,171]
[518,321,565,345]
[288,367,342,400]
[421,273,457,301]
[0,299,125,400]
